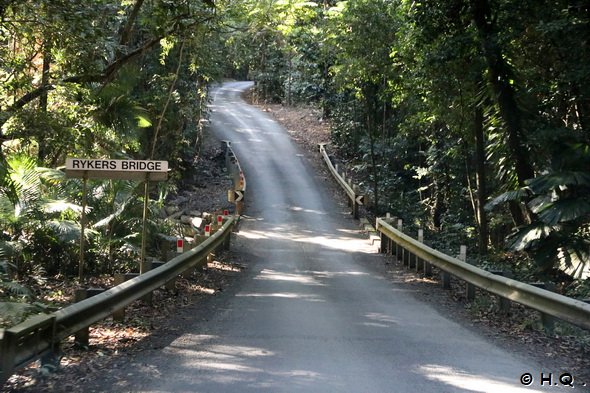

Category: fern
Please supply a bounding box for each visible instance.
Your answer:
[0,301,42,328]
[0,280,33,298]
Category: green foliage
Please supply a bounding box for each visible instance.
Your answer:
[488,141,590,276]
[1,0,589,287]
[0,0,231,283]
[0,259,39,328]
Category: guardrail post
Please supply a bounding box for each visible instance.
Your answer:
[459,246,475,301]
[1,330,15,386]
[440,244,452,289]
[439,243,456,290]
[440,270,451,289]
[347,179,354,212]
[385,214,393,255]
[352,185,360,219]
[409,247,416,269]
[74,289,88,346]
[1,314,57,385]
[182,265,196,278]
[484,269,512,314]
[74,288,104,347]
[530,282,556,332]
[150,261,176,291]
[222,227,232,251]
[398,220,407,266]
[415,229,424,272]
[396,219,403,263]
[378,216,392,255]
[379,231,387,254]
[388,216,396,256]
[418,229,433,277]
[236,200,244,216]
[113,273,139,322]
[399,223,411,267]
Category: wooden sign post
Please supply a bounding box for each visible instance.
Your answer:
[65,158,169,280]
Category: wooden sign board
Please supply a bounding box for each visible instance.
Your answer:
[65,158,169,181]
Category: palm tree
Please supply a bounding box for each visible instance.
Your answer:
[487,141,590,278]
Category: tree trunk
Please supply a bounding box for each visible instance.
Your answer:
[432,179,445,230]
[474,106,489,254]
[38,40,52,162]
[472,0,535,226]
[363,83,381,213]
[119,0,145,48]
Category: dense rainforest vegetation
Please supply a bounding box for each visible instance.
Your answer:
[1,0,589,325]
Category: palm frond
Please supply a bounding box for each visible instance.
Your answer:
[42,200,84,215]
[46,220,84,243]
[7,155,43,218]
[93,198,131,228]
[0,260,16,275]
[0,302,40,327]
[558,242,590,279]
[528,194,552,213]
[37,166,66,185]
[537,198,590,225]
[485,188,530,211]
[506,223,555,251]
[0,281,32,298]
[526,171,590,193]
[0,241,17,259]
[0,156,18,205]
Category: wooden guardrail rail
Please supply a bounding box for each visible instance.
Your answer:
[376,217,590,331]
[318,144,364,218]
[1,141,247,386]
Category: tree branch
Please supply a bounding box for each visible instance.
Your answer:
[103,34,165,85]
[119,0,145,48]
[0,9,217,128]
[2,33,169,126]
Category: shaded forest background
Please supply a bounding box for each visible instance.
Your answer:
[1,0,590,326]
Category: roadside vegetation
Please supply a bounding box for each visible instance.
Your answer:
[1,0,589,331]
[223,0,590,299]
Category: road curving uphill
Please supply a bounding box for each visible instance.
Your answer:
[70,81,579,392]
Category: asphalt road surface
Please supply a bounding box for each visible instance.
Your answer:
[93,82,577,392]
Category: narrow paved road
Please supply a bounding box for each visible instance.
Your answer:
[97,82,570,392]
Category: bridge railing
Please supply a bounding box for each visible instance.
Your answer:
[376,218,590,331]
[317,142,590,332]
[318,144,364,218]
[0,216,236,386]
[1,141,247,387]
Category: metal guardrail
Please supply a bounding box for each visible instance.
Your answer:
[223,140,246,214]
[316,141,590,331]
[1,140,247,386]
[377,218,590,331]
[318,144,364,218]
[0,216,235,385]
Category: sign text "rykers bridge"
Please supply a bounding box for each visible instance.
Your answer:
[65,158,169,181]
